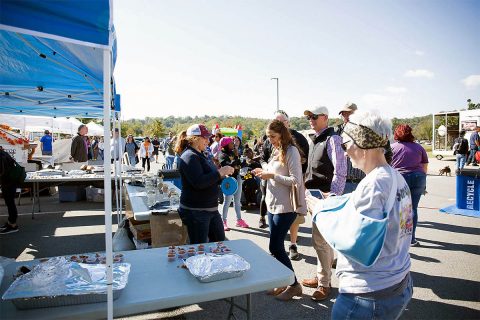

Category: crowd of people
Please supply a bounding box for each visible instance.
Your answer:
[171,103,427,319]
[3,104,473,318]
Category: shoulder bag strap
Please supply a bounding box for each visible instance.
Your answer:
[384,166,398,216]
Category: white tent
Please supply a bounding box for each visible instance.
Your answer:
[1,114,82,135]
[87,121,105,136]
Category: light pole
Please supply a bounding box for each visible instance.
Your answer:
[271,77,279,111]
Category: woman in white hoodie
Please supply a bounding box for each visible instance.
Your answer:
[139,136,154,172]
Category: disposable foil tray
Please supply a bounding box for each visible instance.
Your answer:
[2,257,130,310]
[185,253,250,283]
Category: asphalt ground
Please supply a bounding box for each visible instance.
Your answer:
[0,156,479,320]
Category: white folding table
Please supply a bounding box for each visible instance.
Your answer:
[0,239,294,319]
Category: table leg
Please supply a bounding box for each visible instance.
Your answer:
[31,182,36,219]
[246,293,252,320]
[37,182,41,212]
[226,297,235,320]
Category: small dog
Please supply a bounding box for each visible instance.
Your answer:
[438,166,451,176]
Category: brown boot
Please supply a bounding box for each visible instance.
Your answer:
[301,276,318,288]
[266,287,287,296]
[311,286,331,301]
[275,283,302,301]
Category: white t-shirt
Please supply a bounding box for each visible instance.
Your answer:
[336,165,412,293]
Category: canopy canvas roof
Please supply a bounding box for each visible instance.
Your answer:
[0,0,119,118]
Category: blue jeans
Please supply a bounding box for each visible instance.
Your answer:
[466,148,478,165]
[455,154,467,170]
[165,155,175,169]
[268,212,298,285]
[222,175,243,220]
[129,155,137,166]
[178,208,225,244]
[332,275,413,320]
[402,171,427,243]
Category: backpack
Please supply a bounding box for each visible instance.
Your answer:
[453,138,468,155]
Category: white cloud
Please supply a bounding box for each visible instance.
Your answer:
[461,75,480,89]
[404,69,435,79]
[385,86,407,94]
[414,50,425,56]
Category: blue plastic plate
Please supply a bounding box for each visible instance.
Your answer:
[221,176,238,195]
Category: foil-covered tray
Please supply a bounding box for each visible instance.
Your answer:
[185,253,250,283]
[2,257,130,310]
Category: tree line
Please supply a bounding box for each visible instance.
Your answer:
[117,114,434,142]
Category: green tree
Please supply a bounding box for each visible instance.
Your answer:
[145,119,166,138]
[467,99,480,110]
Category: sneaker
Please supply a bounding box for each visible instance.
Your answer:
[0,222,9,231]
[259,217,267,229]
[236,219,249,228]
[289,244,300,261]
[223,220,230,231]
[411,240,420,247]
[0,224,19,234]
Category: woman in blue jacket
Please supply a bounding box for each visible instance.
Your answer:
[177,124,234,244]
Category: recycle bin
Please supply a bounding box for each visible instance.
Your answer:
[456,168,480,211]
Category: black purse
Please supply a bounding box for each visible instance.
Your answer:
[7,160,27,185]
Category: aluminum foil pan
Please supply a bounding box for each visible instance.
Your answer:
[2,257,130,300]
[185,253,250,283]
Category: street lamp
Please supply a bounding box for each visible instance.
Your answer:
[271,77,279,111]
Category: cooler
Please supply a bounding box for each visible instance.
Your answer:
[456,168,480,211]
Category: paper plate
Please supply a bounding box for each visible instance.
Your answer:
[221,176,238,195]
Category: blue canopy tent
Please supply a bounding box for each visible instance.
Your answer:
[1,1,117,318]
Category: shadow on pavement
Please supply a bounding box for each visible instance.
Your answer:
[403,298,479,320]
[409,253,441,263]
[416,238,480,256]
[417,221,480,237]
[411,271,480,302]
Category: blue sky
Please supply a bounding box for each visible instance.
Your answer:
[114,0,480,120]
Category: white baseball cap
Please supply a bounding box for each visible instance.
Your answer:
[304,106,329,117]
[186,124,211,138]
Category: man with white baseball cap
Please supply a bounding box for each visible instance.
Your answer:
[302,105,347,301]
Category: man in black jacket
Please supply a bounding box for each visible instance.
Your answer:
[70,124,89,162]
[454,130,469,173]
[0,147,20,234]
[301,106,347,302]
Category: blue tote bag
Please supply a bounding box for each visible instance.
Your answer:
[312,167,398,267]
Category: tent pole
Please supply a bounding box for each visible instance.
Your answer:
[114,114,120,223]
[103,48,114,320]
[117,113,123,222]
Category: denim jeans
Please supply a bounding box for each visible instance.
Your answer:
[467,148,478,165]
[178,208,225,244]
[455,154,467,170]
[129,156,137,166]
[268,212,298,285]
[332,274,413,320]
[222,175,243,220]
[165,155,175,169]
[402,171,427,243]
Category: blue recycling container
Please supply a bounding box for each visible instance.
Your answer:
[456,168,480,211]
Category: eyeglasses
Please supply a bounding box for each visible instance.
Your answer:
[275,109,289,117]
[306,114,323,120]
[341,140,352,152]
